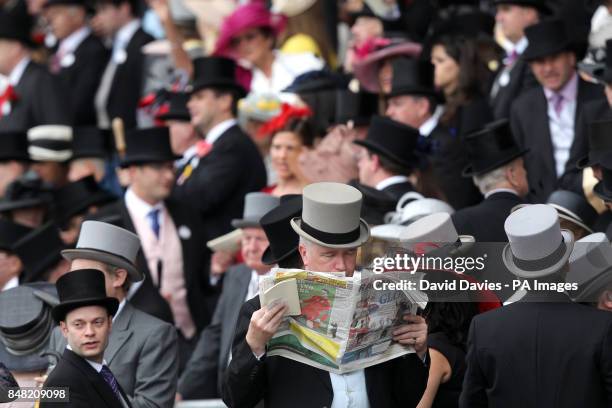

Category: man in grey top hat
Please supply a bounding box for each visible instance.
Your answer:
[223,182,430,408]
[47,221,179,408]
[178,192,279,400]
[460,204,612,408]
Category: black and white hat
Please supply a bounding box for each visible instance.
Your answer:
[27,125,73,163]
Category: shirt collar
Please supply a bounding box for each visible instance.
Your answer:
[58,26,91,55]
[513,37,529,55]
[205,118,237,144]
[112,299,127,323]
[175,144,198,168]
[1,276,19,292]
[543,72,579,103]
[484,188,518,199]
[376,175,410,191]
[419,105,444,137]
[66,345,108,372]
[124,188,164,219]
[113,20,140,61]
[8,57,30,86]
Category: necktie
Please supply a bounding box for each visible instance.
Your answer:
[100,365,122,402]
[50,49,65,74]
[147,208,160,238]
[552,93,564,116]
[505,49,518,66]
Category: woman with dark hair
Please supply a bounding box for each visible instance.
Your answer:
[259,104,315,196]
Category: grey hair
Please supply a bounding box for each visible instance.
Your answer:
[299,236,314,250]
[472,164,509,195]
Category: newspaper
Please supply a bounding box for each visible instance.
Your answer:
[259,268,426,374]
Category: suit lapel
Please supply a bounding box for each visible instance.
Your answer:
[105,303,134,365]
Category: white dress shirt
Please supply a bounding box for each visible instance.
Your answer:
[419,105,444,137]
[375,175,410,191]
[206,118,238,144]
[57,26,91,59]
[8,57,30,86]
[1,276,19,292]
[330,370,370,408]
[484,188,519,199]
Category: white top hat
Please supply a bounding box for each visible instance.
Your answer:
[291,182,370,248]
[62,221,143,282]
[503,204,574,278]
[568,232,612,301]
[399,212,474,255]
[27,125,73,163]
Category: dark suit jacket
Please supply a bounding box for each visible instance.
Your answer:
[510,77,604,203]
[490,57,538,120]
[559,98,612,194]
[451,191,523,242]
[41,348,132,408]
[104,28,153,130]
[172,124,267,243]
[0,61,69,131]
[460,292,612,408]
[382,181,414,202]
[179,264,252,399]
[55,33,109,126]
[92,199,216,331]
[222,296,430,408]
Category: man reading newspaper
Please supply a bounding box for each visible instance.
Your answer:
[222,182,430,408]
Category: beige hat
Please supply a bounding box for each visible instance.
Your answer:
[291,182,370,249]
[271,0,317,17]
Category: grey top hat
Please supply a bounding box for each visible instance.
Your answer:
[399,212,474,257]
[503,204,574,278]
[231,193,280,229]
[567,232,612,302]
[290,182,370,249]
[61,221,143,282]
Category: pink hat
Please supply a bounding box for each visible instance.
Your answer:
[352,38,422,93]
[214,1,286,58]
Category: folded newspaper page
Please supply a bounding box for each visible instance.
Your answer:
[259,268,426,374]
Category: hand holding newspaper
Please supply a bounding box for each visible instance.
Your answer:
[259,268,426,374]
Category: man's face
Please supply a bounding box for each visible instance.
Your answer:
[350,16,383,47]
[378,59,393,94]
[241,227,270,273]
[597,288,612,312]
[495,5,537,43]
[129,162,175,203]
[0,39,21,75]
[509,157,529,197]
[299,242,358,276]
[60,305,111,362]
[356,147,376,187]
[386,95,427,128]
[168,120,196,155]
[530,51,576,92]
[605,83,612,108]
[45,5,85,40]
[31,162,67,187]
[68,158,104,183]
[0,250,23,283]
[188,89,222,133]
[10,206,45,228]
[91,3,121,38]
[70,259,126,299]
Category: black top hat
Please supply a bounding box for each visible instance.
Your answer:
[261,195,302,265]
[492,0,552,15]
[546,190,597,232]
[283,70,349,94]
[44,0,89,8]
[348,180,398,225]
[52,268,119,323]
[13,223,66,284]
[0,0,34,46]
[0,131,30,162]
[71,127,113,160]
[594,165,612,203]
[156,92,191,122]
[119,127,181,167]
[335,89,379,127]
[53,176,116,228]
[0,175,52,213]
[387,57,443,101]
[576,119,612,169]
[462,119,528,177]
[0,283,58,372]
[191,56,246,97]
[0,219,32,252]
[593,39,612,84]
[354,116,421,170]
[522,19,572,62]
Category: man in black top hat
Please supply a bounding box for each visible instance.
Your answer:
[0,174,52,229]
[490,0,549,119]
[174,56,267,244]
[0,219,32,291]
[510,19,604,203]
[41,268,131,408]
[44,0,109,127]
[0,0,68,131]
[93,126,215,368]
[452,120,529,242]
[13,223,69,283]
[0,130,30,196]
[91,0,154,130]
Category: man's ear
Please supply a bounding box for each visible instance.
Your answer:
[59,321,68,338]
[298,243,308,268]
[113,268,128,289]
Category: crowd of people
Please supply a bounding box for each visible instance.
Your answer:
[0,0,612,407]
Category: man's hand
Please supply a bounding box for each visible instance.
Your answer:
[210,250,234,277]
[246,303,288,357]
[393,314,428,360]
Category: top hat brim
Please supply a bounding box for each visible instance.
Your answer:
[556,212,594,235]
[0,198,45,213]
[354,139,418,171]
[522,41,573,62]
[0,342,50,372]
[502,229,574,278]
[576,154,592,170]
[386,86,444,103]
[573,269,612,302]
[156,111,191,122]
[462,148,529,177]
[119,153,182,168]
[59,192,116,225]
[61,248,143,282]
[290,217,370,249]
[51,297,119,323]
[231,217,261,229]
[593,180,612,203]
[261,245,298,265]
[492,0,552,15]
[591,66,612,85]
[191,79,247,98]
